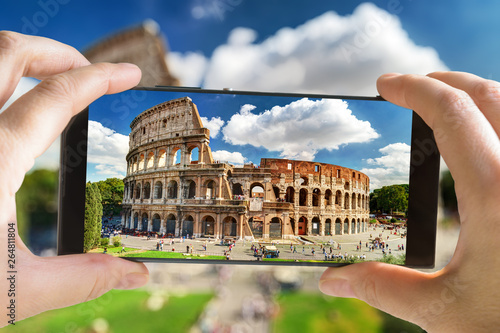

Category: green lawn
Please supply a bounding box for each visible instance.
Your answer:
[121,251,225,260]
[4,290,213,333]
[90,246,137,253]
[273,292,423,333]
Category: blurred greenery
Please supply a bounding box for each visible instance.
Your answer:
[84,182,103,252]
[122,251,226,260]
[440,170,458,215]
[3,290,213,333]
[370,184,409,215]
[15,169,58,244]
[273,292,424,333]
[95,177,125,217]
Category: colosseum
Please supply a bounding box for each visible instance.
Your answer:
[121,96,370,240]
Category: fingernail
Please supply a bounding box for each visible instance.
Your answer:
[319,278,356,298]
[380,72,402,79]
[115,273,149,290]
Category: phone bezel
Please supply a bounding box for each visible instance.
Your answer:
[58,87,439,268]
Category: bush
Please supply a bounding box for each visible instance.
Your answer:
[369,219,377,224]
[390,217,397,223]
[112,236,121,247]
[100,238,109,247]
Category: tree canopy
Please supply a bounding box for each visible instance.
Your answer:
[370,184,409,215]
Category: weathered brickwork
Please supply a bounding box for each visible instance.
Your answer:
[121,97,370,239]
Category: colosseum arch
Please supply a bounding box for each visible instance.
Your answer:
[144,182,151,199]
[344,181,350,190]
[351,194,356,210]
[152,214,161,232]
[344,193,350,209]
[165,213,176,235]
[357,218,361,233]
[232,183,243,196]
[272,186,280,201]
[344,218,349,234]
[187,146,199,164]
[311,216,320,235]
[140,213,148,231]
[351,218,356,234]
[201,215,216,236]
[298,216,307,235]
[138,153,145,171]
[325,189,332,206]
[157,149,167,168]
[299,189,308,206]
[135,184,141,199]
[335,218,342,235]
[358,194,362,208]
[133,212,139,229]
[154,181,163,199]
[146,152,154,169]
[285,187,294,203]
[205,179,217,199]
[223,216,237,236]
[248,217,263,238]
[181,215,194,237]
[312,188,321,207]
[335,190,342,207]
[269,217,282,238]
[129,183,134,200]
[299,175,308,186]
[184,180,196,199]
[325,218,332,236]
[250,182,264,199]
[169,147,181,166]
[167,180,178,199]
[132,156,138,172]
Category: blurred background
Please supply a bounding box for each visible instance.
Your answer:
[2,0,497,331]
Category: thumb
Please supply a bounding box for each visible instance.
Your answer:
[18,251,149,321]
[319,262,436,325]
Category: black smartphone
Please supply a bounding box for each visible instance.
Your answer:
[58,87,439,268]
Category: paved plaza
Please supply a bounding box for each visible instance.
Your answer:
[119,225,406,262]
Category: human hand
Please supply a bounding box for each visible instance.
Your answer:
[0,31,149,326]
[319,71,500,332]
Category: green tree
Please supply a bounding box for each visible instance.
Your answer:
[84,182,103,252]
[440,170,458,214]
[96,178,124,217]
[376,185,409,214]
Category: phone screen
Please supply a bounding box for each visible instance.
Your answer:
[84,88,412,265]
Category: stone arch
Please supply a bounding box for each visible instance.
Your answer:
[165,213,177,236]
[201,215,215,236]
[146,151,154,169]
[223,216,237,237]
[351,218,356,234]
[129,183,134,200]
[154,181,163,199]
[299,188,308,206]
[157,149,167,167]
[188,146,199,164]
[272,186,280,201]
[335,218,342,235]
[169,147,181,166]
[141,213,148,231]
[312,188,320,207]
[335,190,342,207]
[248,217,263,238]
[135,183,141,199]
[285,186,295,203]
[233,183,243,196]
[325,218,332,236]
[357,218,361,233]
[298,216,307,235]
[325,189,332,206]
[185,180,196,199]
[132,156,138,172]
[144,182,151,199]
[182,215,194,237]
[133,212,139,229]
[344,181,350,190]
[138,153,145,171]
[167,180,178,199]
[344,218,349,234]
[250,183,264,199]
[205,179,217,199]
[152,214,161,232]
[311,216,320,235]
[300,176,308,186]
[358,193,362,208]
[269,217,282,238]
[344,192,350,209]
[352,193,356,210]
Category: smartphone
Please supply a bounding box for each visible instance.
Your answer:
[58,87,439,268]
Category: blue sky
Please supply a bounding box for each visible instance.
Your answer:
[87,89,412,189]
[2,0,498,180]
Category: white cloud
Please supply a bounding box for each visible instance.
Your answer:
[222,98,378,160]
[167,51,208,87]
[200,116,225,138]
[361,142,411,190]
[211,150,246,165]
[173,3,448,95]
[87,121,129,179]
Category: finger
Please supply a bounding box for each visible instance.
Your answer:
[0,62,141,195]
[377,73,500,202]
[427,71,500,137]
[319,262,443,331]
[0,31,90,108]
[17,251,149,322]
